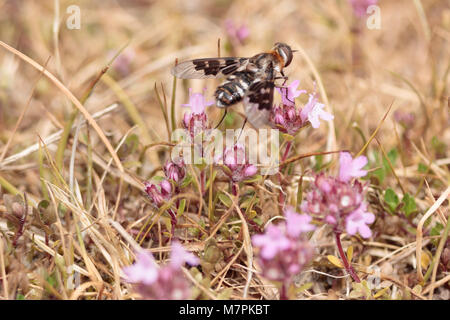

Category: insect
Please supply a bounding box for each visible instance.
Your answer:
[171,42,294,128]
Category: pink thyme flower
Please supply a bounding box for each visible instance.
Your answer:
[182,88,215,115]
[276,80,306,107]
[144,180,172,207]
[123,251,158,285]
[270,81,333,135]
[123,242,199,300]
[345,202,375,238]
[217,144,257,182]
[252,224,292,259]
[285,206,316,238]
[301,172,374,238]
[164,158,186,183]
[270,104,303,135]
[349,0,379,18]
[252,207,315,285]
[182,88,214,140]
[339,152,368,182]
[300,91,334,129]
[169,241,200,269]
[224,19,250,45]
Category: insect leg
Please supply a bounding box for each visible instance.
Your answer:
[214,109,228,129]
[236,117,248,143]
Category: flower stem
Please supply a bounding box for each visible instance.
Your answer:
[334,231,360,283]
[277,141,293,210]
[168,208,177,237]
[281,141,293,162]
[231,182,238,196]
[280,283,289,300]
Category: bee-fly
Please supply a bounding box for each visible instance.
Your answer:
[171,42,294,128]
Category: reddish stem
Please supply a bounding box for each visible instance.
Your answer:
[280,283,289,300]
[335,231,360,283]
[281,141,293,163]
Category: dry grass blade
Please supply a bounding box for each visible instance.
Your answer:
[0,40,124,173]
[415,186,450,282]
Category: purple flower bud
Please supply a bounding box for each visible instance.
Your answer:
[164,158,186,183]
[144,180,172,207]
[217,144,258,182]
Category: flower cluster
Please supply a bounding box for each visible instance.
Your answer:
[224,19,250,47]
[301,152,375,238]
[164,157,186,184]
[216,144,257,183]
[270,80,333,135]
[123,242,199,300]
[144,158,186,232]
[349,0,379,18]
[182,88,214,140]
[252,207,315,288]
[144,180,172,208]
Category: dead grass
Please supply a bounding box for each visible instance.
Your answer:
[0,0,449,300]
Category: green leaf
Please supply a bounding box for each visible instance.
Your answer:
[16,293,25,300]
[401,193,417,217]
[218,192,232,208]
[177,199,186,217]
[382,148,398,173]
[384,188,399,213]
[180,174,193,188]
[418,163,428,173]
[431,136,447,155]
[387,148,398,165]
[370,151,385,184]
[282,133,295,141]
[313,154,324,172]
[430,222,444,246]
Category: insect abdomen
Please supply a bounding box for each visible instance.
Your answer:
[215,72,254,108]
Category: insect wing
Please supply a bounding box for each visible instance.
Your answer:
[243,80,274,128]
[171,57,247,79]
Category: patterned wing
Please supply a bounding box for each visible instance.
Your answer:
[171,57,248,79]
[243,80,275,128]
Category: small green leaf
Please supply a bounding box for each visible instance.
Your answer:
[177,199,186,217]
[387,148,398,165]
[430,222,444,246]
[417,163,428,173]
[282,133,295,141]
[401,193,417,217]
[218,192,232,208]
[180,174,193,188]
[313,154,324,172]
[384,188,399,213]
[295,282,313,293]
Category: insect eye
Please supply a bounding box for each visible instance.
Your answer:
[278,46,293,67]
